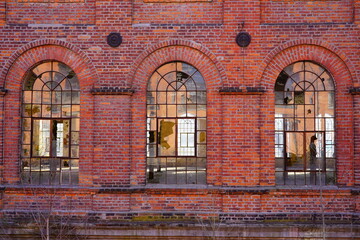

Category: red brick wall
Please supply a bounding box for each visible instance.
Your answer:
[0,0,359,237]
[6,0,95,25]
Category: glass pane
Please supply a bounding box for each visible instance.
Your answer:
[33,79,45,91]
[52,91,62,104]
[147,92,156,104]
[285,132,304,170]
[157,105,167,117]
[62,105,71,117]
[148,72,162,91]
[72,118,80,131]
[178,62,196,76]
[72,92,80,104]
[177,105,186,117]
[164,72,177,85]
[320,71,334,90]
[158,119,176,156]
[22,118,31,130]
[197,105,206,117]
[192,71,206,90]
[23,91,32,103]
[157,78,170,91]
[187,92,197,104]
[187,105,196,117]
[197,92,206,104]
[184,78,196,91]
[167,91,176,104]
[147,144,156,157]
[70,159,79,169]
[147,105,156,117]
[164,158,175,184]
[197,145,206,157]
[197,158,206,170]
[30,158,41,171]
[317,92,334,116]
[305,118,315,131]
[71,105,80,117]
[177,92,187,104]
[167,105,176,117]
[32,119,51,157]
[71,132,79,145]
[51,105,61,118]
[326,171,335,185]
[31,172,40,184]
[71,146,79,158]
[22,131,31,144]
[62,91,72,104]
[197,131,206,143]
[176,158,186,184]
[22,145,30,157]
[42,105,51,118]
[178,119,195,156]
[55,120,70,157]
[60,78,73,91]
[197,171,206,184]
[197,118,206,130]
[62,171,70,185]
[157,92,167,104]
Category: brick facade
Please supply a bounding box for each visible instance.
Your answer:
[0,0,359,239]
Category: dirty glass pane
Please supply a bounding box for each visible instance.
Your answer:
[158,119,176,156]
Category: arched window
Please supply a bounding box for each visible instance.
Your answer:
[21,61,80,185]
[275,61,335,185]
[146,62,206,184]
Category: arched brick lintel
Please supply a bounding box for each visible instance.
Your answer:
[259,39,356,90]
[1,39,97,90]
[130,39,227,90]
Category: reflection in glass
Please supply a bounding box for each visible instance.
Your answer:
[275,61,335,185]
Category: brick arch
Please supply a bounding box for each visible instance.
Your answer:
[259,39,356,89]
[130,39,226,90]
[2,41,95,185]
[0,39,98,86]
[259,43,355,186]
[1,38,97,88]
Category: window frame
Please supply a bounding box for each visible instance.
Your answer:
[146,61,207,185]
[274,61,336,186]
[21,61,80,185]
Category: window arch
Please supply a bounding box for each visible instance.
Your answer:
[21,61,80,185]
[146,62,206,184]
[275,61,335,185]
